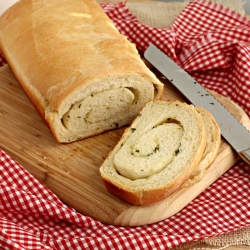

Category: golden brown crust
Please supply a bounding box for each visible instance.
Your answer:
[101,166,194,206]
[101,137,205,206]
[0,0,162,110]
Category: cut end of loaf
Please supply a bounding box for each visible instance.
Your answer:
[46,74,163,143]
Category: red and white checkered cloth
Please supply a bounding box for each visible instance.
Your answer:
[1,0,250,249]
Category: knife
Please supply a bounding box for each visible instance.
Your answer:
[144,43,250,165]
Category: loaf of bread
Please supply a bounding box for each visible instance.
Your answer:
[182,106,221,188]
[0,0,163,143]
[100,100,207,205]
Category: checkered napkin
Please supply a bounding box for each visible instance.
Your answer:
[1,1,250,249]
[102,0,250,117]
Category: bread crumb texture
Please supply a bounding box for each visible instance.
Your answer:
[100,100,213,205]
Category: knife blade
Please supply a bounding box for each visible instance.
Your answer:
[144,43,250,165]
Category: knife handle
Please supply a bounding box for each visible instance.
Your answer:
[239,149,250,166]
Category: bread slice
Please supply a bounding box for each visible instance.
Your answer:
[0,0,163,143]
[100,100,207,205]
[182,106,221,188]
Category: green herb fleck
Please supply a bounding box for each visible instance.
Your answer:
[154,146,159,152]
[131,128,136,133]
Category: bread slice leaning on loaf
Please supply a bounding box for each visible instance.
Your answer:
[182,106,221,188]
[100,100,207,205]
[0,0,163,143]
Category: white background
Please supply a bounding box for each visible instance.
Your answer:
[0,0,18,15]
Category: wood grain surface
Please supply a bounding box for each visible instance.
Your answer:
[1,64,249,226]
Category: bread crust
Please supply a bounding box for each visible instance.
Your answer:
[100,100,207,205]
[0,0,163,142]
[182,106,221,187]
[101,177,182,205]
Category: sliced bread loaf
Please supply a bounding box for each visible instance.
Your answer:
[0,0,163,143]
[99,100,207,205]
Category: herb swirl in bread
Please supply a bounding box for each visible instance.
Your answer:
[100,100,207,205]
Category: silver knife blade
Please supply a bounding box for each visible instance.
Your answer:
[144,43,250,165]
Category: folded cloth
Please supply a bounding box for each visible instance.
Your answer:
[1,1,250,249]
[102,0,250,118]
[1,147,250,249]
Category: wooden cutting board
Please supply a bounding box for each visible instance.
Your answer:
[0,64,249,226]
